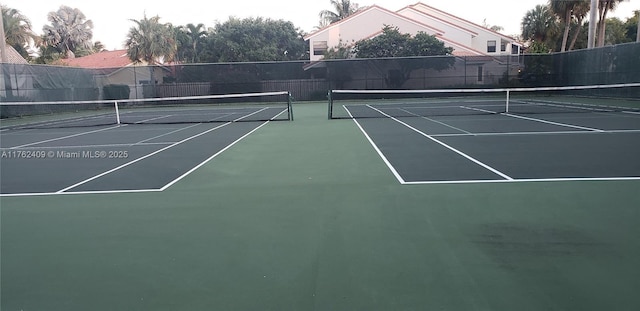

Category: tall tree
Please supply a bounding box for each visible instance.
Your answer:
[597,0,625,47]
[352,26,454,88]
[521,5,559,52]
[624,10,639,42]
[125,15,176,65]
[184,23,207,63]
[567,0,591,50]
[42,6,93,59]
[204,17,306,62]
[125,14,177,92]
[549,0,575,52]
[319,0,360,27]
[1,5,37,58]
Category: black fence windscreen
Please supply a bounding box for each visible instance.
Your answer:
[1,42,638,106]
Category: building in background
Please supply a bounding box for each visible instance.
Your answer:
[305,2,522,61]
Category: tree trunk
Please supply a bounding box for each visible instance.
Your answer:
[568,17,584,50]
[596,3,609,47]
[637,15,640,42]
[561,10,571,52]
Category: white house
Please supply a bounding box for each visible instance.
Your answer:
[304,2,522,61]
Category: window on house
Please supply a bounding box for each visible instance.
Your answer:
[501,41,507,52]
[511,44,520,55]
[313,41,328,55]
[487,41,496,53]
[477,66,483,82]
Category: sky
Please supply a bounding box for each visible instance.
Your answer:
[2,0,638,50]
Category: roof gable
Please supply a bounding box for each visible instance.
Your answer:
[304,5,443,40]
[408,2,519,42]
[1,46,29,64]
[397,6,479,37]
[61,50,133,69]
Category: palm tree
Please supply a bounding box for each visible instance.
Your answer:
[185,23,207,63]
[1,5,38,58]
[568,0,591,50]
[319,0,360,27]
[125,15,176,65]
[522,4,559,49]
[125,15,177,93]
[597,0,625,47]
[92,41,106,53]
[42,6,93,59]
[548,0,575,52]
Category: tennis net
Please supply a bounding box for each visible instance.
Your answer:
[328,83,640,119]
[0,91,293,129]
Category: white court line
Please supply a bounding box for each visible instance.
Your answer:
[345,106,406,184]
[430,129,640,137]
[502,113,605,132]
[432,130,598,138]
[0,188,164,197]
[460,105,500,114]
[134,115,174,123]
[399,108,472,134]
[134,123,205,145]
[55,122,232,193]
[1,108,287,197]
[0,142,172,150]
[402,176,640,185]
[363,104,513,181]
[160,120,273,190]
[9,125,124,149]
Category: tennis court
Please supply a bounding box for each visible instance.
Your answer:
[0,92,293,195]
[332,85,640,184]
[2,86,640,310]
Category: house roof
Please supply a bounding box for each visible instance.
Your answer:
[304,5,444,40]
[1,45,29,64]
[397,5,479,37]
[407,2,520,43]
[303,2,512,57]
[60,49,133,69]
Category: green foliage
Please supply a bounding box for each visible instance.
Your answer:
[527,41,554,54]
[319,0,360,27]
[323,41,353,59]
[351,26,454,88]
[604,17,632,45]
[42,6,93,59]
[103,84,131,100]
[176,23,208,63]
[200,17,307,63]
[623,12,639,42]
[521,4,559,51]
[1,5,37,60]
[353,26,453,58]
[125,15,176,64]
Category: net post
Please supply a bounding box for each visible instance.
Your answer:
[287,92,294,121]
[505,89,510,113]
[327,90,333,119]
[114,101,121,124]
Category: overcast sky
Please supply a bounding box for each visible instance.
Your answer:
[1,0,637,50]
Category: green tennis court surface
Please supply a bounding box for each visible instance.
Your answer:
[2,103,640,310]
